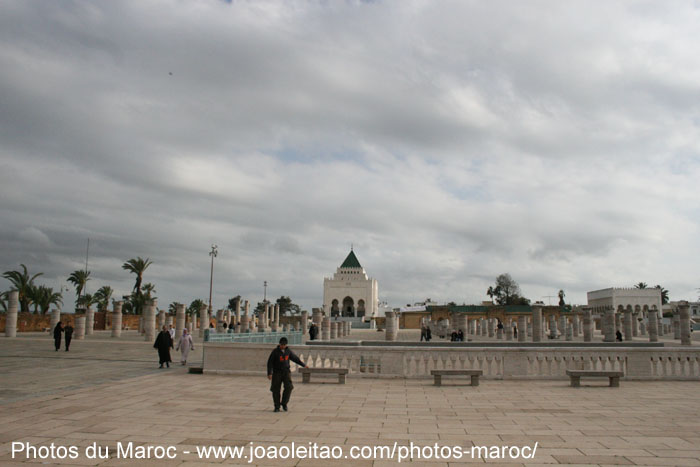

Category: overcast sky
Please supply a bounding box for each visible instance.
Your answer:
[1,0,699,312]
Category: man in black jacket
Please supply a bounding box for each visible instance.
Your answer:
[64,323,74,351]
[53,322,64,351]
[267,337,306,412]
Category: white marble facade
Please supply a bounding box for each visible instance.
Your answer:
[323,249,378,319]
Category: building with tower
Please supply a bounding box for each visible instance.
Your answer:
[323,249,379,321]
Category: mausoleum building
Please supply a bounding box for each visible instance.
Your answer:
[323,249,378,319]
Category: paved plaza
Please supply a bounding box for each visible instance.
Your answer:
[1,333,700,466]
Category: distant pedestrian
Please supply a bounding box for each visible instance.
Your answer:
[420,324,427,342]
[616,330,623,342]
[267,337,306,412]
[53,322,64,351]
[457,329,464,342]
[426,326,432,342]
[176,328,194,365]
[168,324,175,340]
[64,323,74,351]
[308,323,318,340]
[154,325,173,368]
[513,325,518,338]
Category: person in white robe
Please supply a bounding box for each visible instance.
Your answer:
[176,328,194,365]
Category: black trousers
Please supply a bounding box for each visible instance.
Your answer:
[54,336,61,350]
[270,370,293,408]
[65,337,72,351]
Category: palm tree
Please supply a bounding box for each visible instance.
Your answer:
[141,283,156,300]
[2,264,43,313]
[188,299,206,318]
[654,285,669,305]
[34,286,63,314]
[77,293,95,310]
[93,286,114,312]
[67,270,91,302]
[122,257,152,294]
[168,302,179,314]
[227,295,241,311]
[0,291,8,312]
[634,282,648,289]
[122,257,152,315]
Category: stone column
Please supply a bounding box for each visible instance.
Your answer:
[85,306,94,336]
[657,312,664,336]
[225,308,231,327]
[312,308,322,329]
[301,310,308,336]
[385,312,398,341]
[322,317,331,340]
[481,318,487,336]
[5,290,19,337]
[111,301,123,337]
[74,315,86,340]
[527,317,532,337]
[583,308,592,342]
[504,319,512,340]
[640,321,646,336]
[549,315,557,339]
[456,313,467,337]
[475,319,481,335]
[532,306,542,342]
[198,303,208,338]
[514,315,525,342]
[330,321,338,339]
[166,315,173,328]
[647,307,658,343]
[615,311,622,334]
[216,309,224,332]
[145,300,157,342]
[679,301,691,345]
[234,300,241,330]
[603,308,615,343]
[156,309,164,330]
[50,308,61,334]
[572,314,579,337]
[175,303,185,339]
[623,306,633,341]
[274,304,280,331]
[673,312,681,340]
[558,315,567,338]
[487,318,494,338]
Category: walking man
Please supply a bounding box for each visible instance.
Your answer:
[267,337,307,412]
[64,323,74,351]
[53,321,64,351]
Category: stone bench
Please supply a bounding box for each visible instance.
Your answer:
[299,367,349,384]
[431,369,483,387]
[566,370,623,387]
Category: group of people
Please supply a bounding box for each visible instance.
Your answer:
[52,322,74,351]
[153,325,195,368]
[450,329,465,341]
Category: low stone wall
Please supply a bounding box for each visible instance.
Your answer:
[203,343,700,380]
[0,312,142,333]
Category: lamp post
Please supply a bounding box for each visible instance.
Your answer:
[208,245,218,316]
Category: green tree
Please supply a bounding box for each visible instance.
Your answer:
[93,286,114,312]
[490,273,530,305]
[36,286,63,314]
[276,296,301,315]
[188,299,206,318]
[67,269,91,303]
[3,264,43,313]
[0,290,8,312]
[168,302,178,314]
[227,295,241,311]
[77,293,95,309]
[634,282,648,289]
[141,283,157,300]
[654,285,669,305]
[122,257,152,315]
[486,286,500,303]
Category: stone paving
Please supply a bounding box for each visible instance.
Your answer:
[1,334,700,466]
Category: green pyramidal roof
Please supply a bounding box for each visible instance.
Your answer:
[340,250,362,268]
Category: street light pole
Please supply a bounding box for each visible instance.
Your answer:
[208,244,218,316]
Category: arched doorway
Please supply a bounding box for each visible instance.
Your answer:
[342,296,354,317]
[331,299,340,317]
[357,299,365,317]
